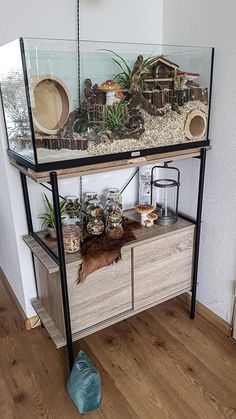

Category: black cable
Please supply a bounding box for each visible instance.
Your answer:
[40,182,65,200]
[77,0,81,105]
[120,168,139,194]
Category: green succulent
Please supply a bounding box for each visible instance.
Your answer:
[73,117,88,134]
[104,100,128,131]
[39,193,66,229]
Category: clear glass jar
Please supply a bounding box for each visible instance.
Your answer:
[86,199,104,219]
[106,187,119,200]
[65,195,81,216]
[87,218,104,236]
[83,192,98,210]
[104,202,122,223]
[106,188,122,207]
[106,221,124,240]
[63,214,83,229]
[63,224,81,253]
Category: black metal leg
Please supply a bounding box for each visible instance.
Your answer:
[20,172,33,233]
[190,148,207,319]
[20,172,39,298]
[50,172,74,370]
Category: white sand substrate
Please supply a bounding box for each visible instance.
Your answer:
[88,101,208,156]
[36,100,207,162]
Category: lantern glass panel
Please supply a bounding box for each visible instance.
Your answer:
[153,179,178,225]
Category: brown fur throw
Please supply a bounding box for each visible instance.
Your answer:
[78,217,140,283]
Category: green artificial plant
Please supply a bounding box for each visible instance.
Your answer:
[39,193,66,229]
[103,50,155,91]
[103,100,128,131]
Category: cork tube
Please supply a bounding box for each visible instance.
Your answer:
[184,110,207,141]
[31,75,71,135]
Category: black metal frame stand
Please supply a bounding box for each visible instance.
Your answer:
[50,172,74,369]
[20,171,74,370]
[190,147,207,319]
[19,147,207,370]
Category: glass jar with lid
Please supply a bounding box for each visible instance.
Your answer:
[106,221,124,240]
[83,192,98,210]
[87,218,105,236]
[86,199,104,219]
[63,224,81,253]
[104,202,122,223]
[105,188,122,207]
[65,195,81,216]
[63,214,83,229]
[106,187,119,200]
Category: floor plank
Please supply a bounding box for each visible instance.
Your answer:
[0,281,23,338]
[0,272,236,418]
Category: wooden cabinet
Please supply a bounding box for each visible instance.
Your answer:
[25,214,195,348]
[33,248,132,344]
[67,248,132,333]
[133,228,194,310]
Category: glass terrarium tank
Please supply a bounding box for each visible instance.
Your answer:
[0,38,214,171]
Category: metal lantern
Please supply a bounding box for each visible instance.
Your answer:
[151,163,180,226]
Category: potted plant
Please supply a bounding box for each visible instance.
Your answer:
[39,193,66,238]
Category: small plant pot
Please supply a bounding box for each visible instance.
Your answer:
[48,226,57,239]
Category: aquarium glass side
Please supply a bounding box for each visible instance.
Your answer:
[0,39,35,163]
[16,39,213,166]
[78,41,213,159]
[23,38,80,164]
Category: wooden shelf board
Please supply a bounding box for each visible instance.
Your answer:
[11,146,210,182]
[24,235,59,274]
[32,287,191,348]
[124,210,194,249]
[23,212,194,273]
[31,299,65,348]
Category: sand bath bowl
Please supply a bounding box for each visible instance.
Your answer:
[31,75,71,135]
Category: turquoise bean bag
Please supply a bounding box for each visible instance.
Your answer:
[67,350,101,414]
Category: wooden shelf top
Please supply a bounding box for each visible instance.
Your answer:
[11,146,210,182]
[23,210,194,274]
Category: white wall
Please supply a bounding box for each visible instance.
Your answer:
[0,0,163,317]
[80,0,163,43]
[0,0,78,316]
[163,0,236,323]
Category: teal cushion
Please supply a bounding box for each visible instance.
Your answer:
[67,350,101,414]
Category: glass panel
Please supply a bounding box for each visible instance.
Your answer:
[155,182,177,218]
[79,41,212,159]
[0,39,35,163]
[23,38,79,164]
[0,38,213,166]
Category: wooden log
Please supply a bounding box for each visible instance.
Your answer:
[95,90,106,105]
[143,91,165,108]
[191,87,208,103]
[130,55,144,92]
[70,137,88,150]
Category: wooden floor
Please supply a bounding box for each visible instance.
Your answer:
[0,276,236,419]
